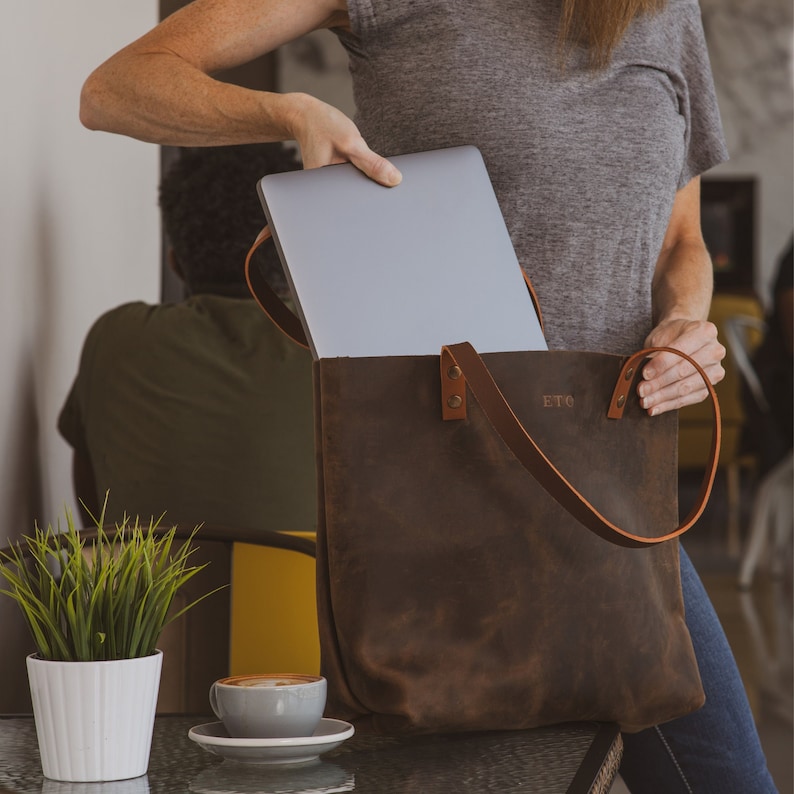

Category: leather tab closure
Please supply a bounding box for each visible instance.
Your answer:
[441,347,467,420]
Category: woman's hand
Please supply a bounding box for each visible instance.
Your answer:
[287,93,401,185]
[638,318,726,416]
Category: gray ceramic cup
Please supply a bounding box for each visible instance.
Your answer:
[209,674,327,738]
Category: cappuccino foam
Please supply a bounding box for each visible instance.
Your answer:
[238,677,302,688]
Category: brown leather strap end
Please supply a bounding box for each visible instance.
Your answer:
[608,352,646,419]
[440,348,467,420]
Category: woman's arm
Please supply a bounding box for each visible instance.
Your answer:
[638,176,726,415]
[79,0,400,184]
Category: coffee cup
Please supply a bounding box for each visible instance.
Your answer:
[209,673,327,739]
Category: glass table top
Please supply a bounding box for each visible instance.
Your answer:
[0,714,621,794]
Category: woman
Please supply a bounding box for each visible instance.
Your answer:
[80,2,778,790]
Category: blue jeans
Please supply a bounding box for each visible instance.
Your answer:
[619,546,778,793]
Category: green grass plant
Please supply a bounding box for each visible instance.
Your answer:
[0,499,217,661]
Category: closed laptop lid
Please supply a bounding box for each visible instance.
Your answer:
[257,145,547,359]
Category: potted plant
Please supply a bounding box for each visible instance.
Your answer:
[0,497,217,783]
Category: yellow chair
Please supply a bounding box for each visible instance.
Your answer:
[678,293,765,556]
[229,532,319,676]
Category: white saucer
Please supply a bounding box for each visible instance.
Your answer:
[188,719,355,765]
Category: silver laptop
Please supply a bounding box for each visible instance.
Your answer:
[257,145,547,359]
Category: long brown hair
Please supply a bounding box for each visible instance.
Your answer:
[559,0,667,69]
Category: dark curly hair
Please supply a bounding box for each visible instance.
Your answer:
[159,143,301,296]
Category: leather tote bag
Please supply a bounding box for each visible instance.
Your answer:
[246,229,720,735]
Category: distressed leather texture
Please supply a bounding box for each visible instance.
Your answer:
[245,229,710,736]
[314,350,706,735]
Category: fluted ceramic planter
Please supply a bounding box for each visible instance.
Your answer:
[26,650,162,782]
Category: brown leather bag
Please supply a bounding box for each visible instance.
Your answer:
[246,229,720,735]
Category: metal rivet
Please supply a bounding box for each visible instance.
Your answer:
[617,394,626,408]
[624,367,634,381]
[447,395,463,409]
[447,365,462,380]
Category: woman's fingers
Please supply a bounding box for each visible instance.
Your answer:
[639,319,726,415]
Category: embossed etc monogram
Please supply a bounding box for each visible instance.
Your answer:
[542,394,574,408]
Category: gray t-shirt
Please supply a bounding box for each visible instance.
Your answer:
[337,0,728,353]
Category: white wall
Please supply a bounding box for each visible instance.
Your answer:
[0,3,159,542]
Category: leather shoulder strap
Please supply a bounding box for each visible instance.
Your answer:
[440,342,721,548]
[521,269,545,335]
[244,227,309,349]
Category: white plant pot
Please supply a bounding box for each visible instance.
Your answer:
[26,650,162,782]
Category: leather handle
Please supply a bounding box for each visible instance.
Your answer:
[440,341,721,548]
[244,226,310,349]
